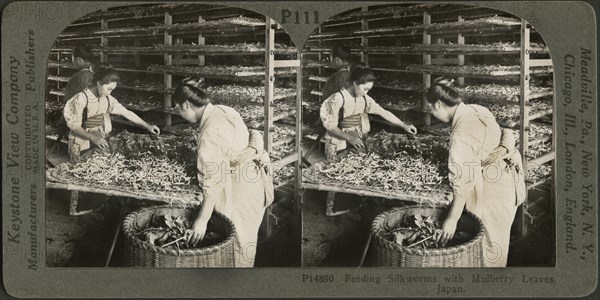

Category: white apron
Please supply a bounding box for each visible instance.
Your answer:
[195,104,274,267]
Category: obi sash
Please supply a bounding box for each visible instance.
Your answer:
[337,90,371,130]
[82,92,111,129]
[339,114,362,128]
[83,113,104,129]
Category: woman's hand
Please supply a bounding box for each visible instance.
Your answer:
[90,135,109,150]
[186,218,208,247]
[347,135,365,149]
[403,124,417,135]
[434,218,458,246]
[146,124,160,135]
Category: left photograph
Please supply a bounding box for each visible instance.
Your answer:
[44,3,301,268]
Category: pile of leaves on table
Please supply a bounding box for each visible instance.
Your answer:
[49,130,201,194]
[135,214,225,250]
[109,129,197,164]
[303,131,451,201]
[364,130,450,167]
[382,213,471,249]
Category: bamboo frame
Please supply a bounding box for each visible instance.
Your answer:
[422,12,432,126]
[265,18,275,153]
[361,6,369,65]
[163,11,173,126]
[46,181,201,206]
[302,182,451,206]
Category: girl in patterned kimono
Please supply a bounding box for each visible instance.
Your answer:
[175,78,274,268]
[320,64,417,160]
[63,65,160,162]
[319,64,418,216]
[428,78,526,267]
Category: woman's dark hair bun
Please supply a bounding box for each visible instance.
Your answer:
[349,62,376,85]
[434,76,454,87]
[349,62,368,74]
[181,77,204,88]
[426,76,462,107]
[173,77,209,107]
[92,64,119,85]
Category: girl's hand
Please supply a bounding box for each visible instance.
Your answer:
[91,135,109,150]
[347,136,365,149]
[186,218,208,247]
[434,218,457,246]
[403,124,417,135]
[146,124,160,135]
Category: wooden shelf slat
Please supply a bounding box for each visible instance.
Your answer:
[310,16,521,40]
[148,64,296,80]
[528,151,556,166]
[272,153,298,170]
[59,17,266,39]
[47,76,70,82]
[406,64,553,80]
[305,43,548,55]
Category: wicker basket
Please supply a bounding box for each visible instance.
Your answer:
[122,206,236,268]
[371,206,484,268]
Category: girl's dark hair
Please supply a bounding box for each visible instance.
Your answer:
[173,77,210,107]
[349,62,376,85]
[426,77,462,106]
[92,62,110,72]
[92,65,119,85]
[331,45,352,62]
[73,45,94,62]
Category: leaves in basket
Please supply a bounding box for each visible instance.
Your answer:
[384,213,476,248]
[385,213,442,249]
[393,231,406,245]
[136,214,225,249]
[145,231,160,245]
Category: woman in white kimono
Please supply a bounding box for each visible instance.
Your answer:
[175,78,273,267]
[63,65,160,161]
[428,78,526,267]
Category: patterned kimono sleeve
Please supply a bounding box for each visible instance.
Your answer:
[320,94,343,131]
[63,93,86,129]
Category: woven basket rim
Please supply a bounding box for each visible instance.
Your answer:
[371,205,484,256]
[122,205,237,256]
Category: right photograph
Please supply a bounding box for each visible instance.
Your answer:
[300,3,555,268]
